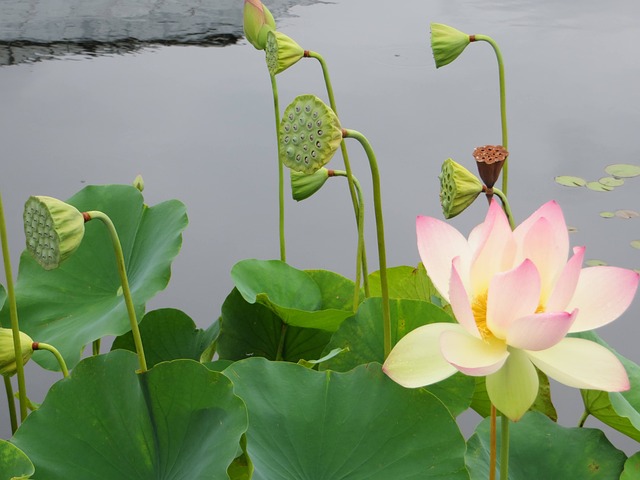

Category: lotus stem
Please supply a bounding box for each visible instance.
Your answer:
[4,376,17,433]
[489,187,515,230]
[270,73,286,262]
[33,342,68,378]
[342,129,391,358]
[275,323,288,361]
[92,339,101,356]
[84,211,147,373]
[500,414,510,480]
[578,409,589,427]
[330,169,369,306]
[472,35,509,195]
[490,405,497,480]
[0,193,28,421]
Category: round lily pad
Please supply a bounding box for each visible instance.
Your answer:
[599,211,615,218]
[599,176,625,187]
[615,209,639,219]
[631,240,640,250]
[554,176,586,187]
[586,181,614,192]
[586,259,608,266]
[605,163,640,178]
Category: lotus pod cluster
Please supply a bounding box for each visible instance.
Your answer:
[438,158,483,219]
[473,144,508,188]
[23,196,85,270]
[265,30,304,76]
[280,95,343,174]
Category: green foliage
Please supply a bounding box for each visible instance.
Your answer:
[620,452,640,480]
[0,440,34,480]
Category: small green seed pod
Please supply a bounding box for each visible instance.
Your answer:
[430,23,471,68]
[23,196,86,270]
[439,158,483,219]
[0,328,33,377]
[290,168,330,201]
[265,30,305,75]
[280,94,343,174]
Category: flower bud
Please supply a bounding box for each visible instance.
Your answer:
[243,0,276,50]
[291,168,330,201]
[132,174,145,192]
[473,145,508,188]
[280,94,343,174]
[265,30,304,75]
[430,23,471,68]
[0,328,33,377]
[439,158,483,218]
[23,196,86,270]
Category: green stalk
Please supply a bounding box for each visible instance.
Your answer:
[491,188,515,230]
[500,414,510,480]
[0,193,28,421]
[275,323,288,361]
[92,338,101,356]
[33,342,69,378]
[472,35,509,195]
[307,51,368,298]
[84,211,147,373]
[270,73,286,262]
[578,409,589,427]
[331,170,369,307]
[489,405,497,480]
[4,376,17,434]
[342,129,391,358]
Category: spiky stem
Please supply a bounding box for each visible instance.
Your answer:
[270,73,286,262]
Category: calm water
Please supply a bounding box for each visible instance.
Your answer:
[1,0,639,453]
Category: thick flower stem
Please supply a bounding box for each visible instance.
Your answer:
[342,129,392,358]
[92,339,101,356]
[84,211,148,373]
[4,376,17,434]
[33,342,69,378]
[578,409,589,427]
[472,34,509,195]
[490,405,497,480]
[0,193,28,422]
[331,170,370,306]
[270,73,286,262]
[500,414,510,480]
[490,188,515,230]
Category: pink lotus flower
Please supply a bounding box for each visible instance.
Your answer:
[243,0,276,50]
[383,200,638,421]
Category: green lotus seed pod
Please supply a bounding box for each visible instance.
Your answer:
[291,168,330,201]
[280,94,343,174]
[266,30,305,75]
[243,0,276,50]
[23,196,86,270]
[439,158,483,219]
[132,174,145,192]
[0,328,33,377]
[430,23,471,68]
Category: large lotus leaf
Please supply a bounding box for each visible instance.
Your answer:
[0,185,188,371]
[574,331,640,442]
[111,308,219,368]
[224,358,470,480]
[466,412,626,479]
[11,350,247,479]
[621,452,640,479]
[320,297,473,416]
[0,439,34,479]
[231,259,355,331]
[218,287,332,362]
[367,263,444,305]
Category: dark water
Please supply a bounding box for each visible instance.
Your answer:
[1,0,639,454]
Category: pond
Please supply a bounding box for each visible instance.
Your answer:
[0,0,639,454]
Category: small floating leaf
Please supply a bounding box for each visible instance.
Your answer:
[631,240,640,250]
[586,259,607,267]
[599,176,625,187]
[599,211,615,218]
[567,226,578,233]
[554,176,586,187]
[586,181,614,192]
[616,209,640,219]
[605,163,640,178]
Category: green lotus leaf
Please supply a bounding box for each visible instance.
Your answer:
[320,297,474,416]
[631,240,640,250]
[574,331,640,442]
[621,452,640,480]
[466,412,626,479]
[11,351,248,479]
[368,263,444,306]
[605,163,640,178]
[224,358,470,479]
[586,181,614,192]
[1,185,187,371]
[586,259,608,266]
[554,175,586,187]
[616,209,640,219]
[599,176,625,187]
[0,439,34,479]
[600,211,615,218]
[231,260,356,332]
[111,308,219,368]
[218,287,332,362]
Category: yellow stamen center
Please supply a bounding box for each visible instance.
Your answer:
[471,291,493,340]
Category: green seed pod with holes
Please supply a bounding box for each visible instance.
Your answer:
[290,168,330,201]
[0,328,33,377]
[266,30,305,75]
[280,95,343,174]
[23,196,85,270]
[439,158,483,219]
[430,23,471,68]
